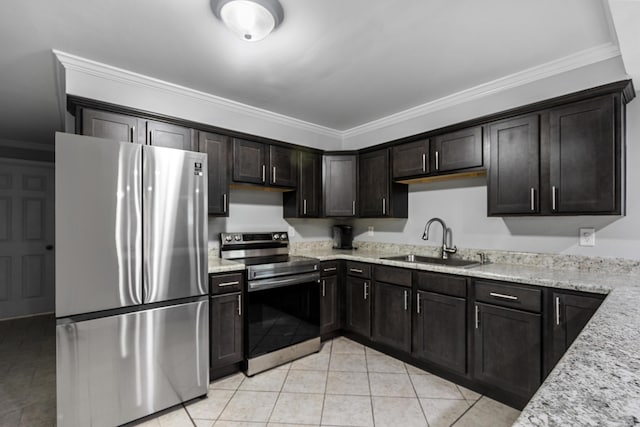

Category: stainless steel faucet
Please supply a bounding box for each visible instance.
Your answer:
[422,218,457,259]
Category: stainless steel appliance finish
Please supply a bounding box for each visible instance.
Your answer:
[56,299,208,427]
[220,231,321,375]
[55,133,208,426]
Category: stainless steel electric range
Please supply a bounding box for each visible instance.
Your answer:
[220,231,321,376]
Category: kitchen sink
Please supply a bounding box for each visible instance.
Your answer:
[381,254,482,268]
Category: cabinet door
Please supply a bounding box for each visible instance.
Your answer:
[473,302,541,400]
[269,145,297,187]
[547,292,602,375]
[488,115,540,215]
[320,275,340,335]
[392,139,429,179]
[323,155,357,217]
[549,95,618,214]
[81,108,140,143]
[432,126,483,173]
[345,277,370,337]
[233,139,266,184]
[298,151,321,217]
[413,291,466,374]
[210,293,243,370]
[359,149,389,217]
[372,282,411,352]
[146,121,195,151]
[199,132,230,216]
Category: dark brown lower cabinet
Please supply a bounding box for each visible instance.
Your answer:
[371,282,411,352]
[320,274,340,335]
[413,290,466,374]
[546,291,603,376]
[473,302,541,401]
[210,292,243,371]
[345,276,371,337]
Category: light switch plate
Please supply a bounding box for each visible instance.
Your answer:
[367,226,374,236]
[579,228,595,247]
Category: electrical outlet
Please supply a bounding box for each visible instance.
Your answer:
[288,225,295,238]
[367,226,374,237]
[579,228,595,247]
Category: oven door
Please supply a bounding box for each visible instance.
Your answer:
[246,272,320,358]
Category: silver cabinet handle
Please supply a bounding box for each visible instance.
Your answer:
[322,279,326,297]
[149,130,152,145]
[435,151,440,171]
[131,126,135,143]
[489,292,519,301]
[273,166,276,183]
[218,281,240,287]
[352,200,356,215]
[403,290,408,311]
[237,294,242,316]
[303,199,307,215]
[262,165,266,183]
[530,188,536,211]
[223,193,227,213]
[475,305,480,329]
[382,198,386,215]
[323,267,337,272]
[364,282,368,300]
[350,268,363,273]
[416,292,421,314]
[422,153,426,172]
[555,296,561,326]
[552,185,557,211]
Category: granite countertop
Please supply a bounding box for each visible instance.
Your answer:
[286,248,640,425]
[207,255,244,273]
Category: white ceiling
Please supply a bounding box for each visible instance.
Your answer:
[0,0,630,145]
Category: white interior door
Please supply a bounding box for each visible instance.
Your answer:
[0,159,55,320]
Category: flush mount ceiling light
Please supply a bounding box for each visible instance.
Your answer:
[211,0,284,42]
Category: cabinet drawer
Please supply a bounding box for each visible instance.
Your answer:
[374,265,411,287]
[475,280,541,312]
[320,261,339,277]
[210,272,243,295]
[346,261,371,279]
[416,272,466,298]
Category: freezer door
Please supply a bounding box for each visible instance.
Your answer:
[55,133,142,317]
[143,146,208,303]
[56,298,209,427]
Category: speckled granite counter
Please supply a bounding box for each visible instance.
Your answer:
[286,247,640,426]
[207,255,244,273]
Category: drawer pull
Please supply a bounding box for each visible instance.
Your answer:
[218,281,240,287]
[350,268,363,273]
[489,292,519,301]
[323,267,337,272]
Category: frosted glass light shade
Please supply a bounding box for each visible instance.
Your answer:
[213,0,284,42]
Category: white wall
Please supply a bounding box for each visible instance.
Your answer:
[354,99,640,261]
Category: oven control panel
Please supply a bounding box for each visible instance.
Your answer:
[220,232,288,245]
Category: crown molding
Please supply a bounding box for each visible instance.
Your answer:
[342,42,622,140]
[53,50,342,140]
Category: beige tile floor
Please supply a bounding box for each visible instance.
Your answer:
[139,337,521,427]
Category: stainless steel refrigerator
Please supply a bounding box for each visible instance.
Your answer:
[55,132,209,427]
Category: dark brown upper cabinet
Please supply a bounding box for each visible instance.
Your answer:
[392,139,429,179]
[199,132,230,216]
[323,154,358,217]
[80,108,196,151]
[548,95,620,215]
[283,151,321,218]
[81,108,141,143]
[359,149,408,218]
[431,126,483,173]
[232,139,296,188]
[487,114,540,215]
[146,121,196,151]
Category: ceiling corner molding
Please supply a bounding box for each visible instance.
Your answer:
[342,43,622,140]
[52,50,342,140]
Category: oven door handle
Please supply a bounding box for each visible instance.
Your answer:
[247,272,321,292]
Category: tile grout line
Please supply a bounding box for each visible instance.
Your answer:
[450,395,484,426]
[209,373,243,424]
[318,339,332,426]
[363,342,376,427]
[407,364,431,427]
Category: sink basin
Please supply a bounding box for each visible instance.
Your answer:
[381,254,482,269]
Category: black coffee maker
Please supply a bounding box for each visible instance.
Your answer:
[333,225,354,249]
